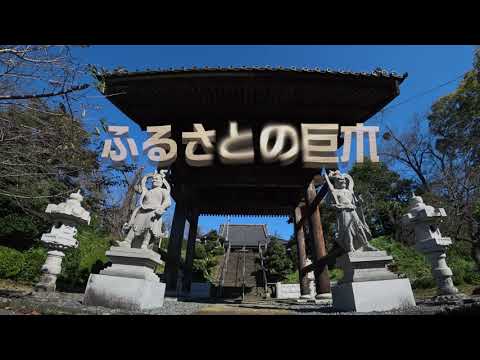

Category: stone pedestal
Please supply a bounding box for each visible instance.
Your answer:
[332,251,416,312]
[35,250,65,292]
[332,278,416,312]
[83,247,165,311]
[315,293,332,300]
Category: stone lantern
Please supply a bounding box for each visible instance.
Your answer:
[35,190,90,292]
[402,193,458,297]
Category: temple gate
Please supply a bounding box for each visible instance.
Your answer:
[97,66,407,297]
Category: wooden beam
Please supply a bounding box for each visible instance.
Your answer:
[297,182,329,229]
[306,181,331,296]
[182,208,199,293]
[300,246,346,276]
[294,205,311,297]
[165,201,187,294]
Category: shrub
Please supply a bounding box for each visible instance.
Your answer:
[370,236,435,288]
[329,268,344,281]
[412,276,437,289]
[17,246,47,283]
[57,247,83,291]
[0,245,47,283]
[0,246,25,279]
[0,225,113,289]
[77,226,110,272]
[447,254,480,286]
[212,246,225,256]
[370,235,480,288]
[275,235,480,290]
[195,244,207,259]
[56,226,112,292]
[284,270,299,284]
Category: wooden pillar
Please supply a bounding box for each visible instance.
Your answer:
[182,209,199,293]
[165,201,187,294]
[294,205,310,296]
[306,181,331,296]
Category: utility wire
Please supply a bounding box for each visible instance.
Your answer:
[388,73,465,111]
[374,71,468,126]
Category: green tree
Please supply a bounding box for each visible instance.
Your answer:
[287,235,298,270]
[378,47,480,271]
[264,237,293,281]
[0,102,106,249]
[425,47,480,266]
[349,160,414,241]
[192,230,224,282]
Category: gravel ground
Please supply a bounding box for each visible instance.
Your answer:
[220,296,480,315]
[0,290,210,315]
[1,287,479,315]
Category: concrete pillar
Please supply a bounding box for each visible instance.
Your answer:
[183,209,199,293]
[306,181,331,296]
[294,205,311,297]
[165,201,186,294]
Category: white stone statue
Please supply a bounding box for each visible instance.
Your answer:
[324,170,377,253]
[83,173,169,311]
[120,169,171,249]
[402,193,459,296]
[305,258,316,298]
[36,190,90,292]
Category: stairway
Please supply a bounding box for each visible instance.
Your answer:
[217,248,265,299]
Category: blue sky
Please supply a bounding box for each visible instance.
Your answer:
[74,45,476,240]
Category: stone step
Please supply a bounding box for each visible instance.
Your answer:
[220,249,265,289]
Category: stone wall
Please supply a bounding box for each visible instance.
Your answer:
[275,281,317,299]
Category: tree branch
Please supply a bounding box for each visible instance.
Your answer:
[0,83,89,101]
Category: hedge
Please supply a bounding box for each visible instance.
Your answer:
[0,226,113,291]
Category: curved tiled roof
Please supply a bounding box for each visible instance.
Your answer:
[219,224,270,248]
[96,65,408,83]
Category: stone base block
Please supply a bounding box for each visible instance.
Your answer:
[315,298,333,305]
[315,293,332,300]
[276,283,303,299]
[332,278,416,312]
[83,274,165,311]
[35,274,58,292]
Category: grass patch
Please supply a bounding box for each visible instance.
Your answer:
[371,235,480,290]
[370,236,432,285]
[284,270,299,284]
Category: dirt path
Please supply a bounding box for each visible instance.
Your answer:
[193,304,293,315]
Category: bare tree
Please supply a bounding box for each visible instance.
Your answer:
[0,47,88,93]
[380,115,434,192]
[0,45,99,196]
[102,167,144,242]
[381,115,480,265]
[0,45,136,245]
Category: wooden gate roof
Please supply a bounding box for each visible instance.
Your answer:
[97,66,407,216]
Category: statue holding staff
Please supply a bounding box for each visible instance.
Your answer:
[120,169,171,249]
[324,170,377,253]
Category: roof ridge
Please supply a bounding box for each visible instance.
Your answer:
[221,223,267,226]
[97,66,407,81]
